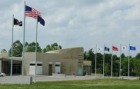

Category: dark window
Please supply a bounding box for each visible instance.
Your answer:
[30,63,42,66]
[30,64,35,66]
[37,64,42,66]
[55,64,60,66]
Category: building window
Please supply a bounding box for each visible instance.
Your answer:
[30,64,35,66]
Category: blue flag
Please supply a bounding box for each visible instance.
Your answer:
[38,16,45,26]
[129,46,136,50]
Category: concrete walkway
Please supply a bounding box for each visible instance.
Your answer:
[33,75,98,82]
[0,75,139,84]
[32,75,140,82]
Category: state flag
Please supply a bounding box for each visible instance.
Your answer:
[129,46,136,51]
[112,46,118,51]
[122,46,126,51]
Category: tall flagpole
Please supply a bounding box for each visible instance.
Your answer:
[95,44,97,77]
[22,1,26,76]
[119,44,122,78]
[35,17,38,82]
[111,45,113,78]
[103,44,105,77]
[128,44,130,78]
[10,14,14,76]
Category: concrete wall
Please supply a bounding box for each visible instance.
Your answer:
[0,53,8,58]
[24,52,36,75]
[47,47,84,59]
[83,61,91,66]
[37,53,62,75]
[0,76,32,84]
[24,47,84,76]
[46,47,84,75]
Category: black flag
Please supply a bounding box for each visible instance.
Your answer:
[37,16,45,26]
[14,18,22,26]
[104,46,110,52]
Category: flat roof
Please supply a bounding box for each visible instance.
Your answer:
[0,57,22,61]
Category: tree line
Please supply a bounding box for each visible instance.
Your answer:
[7,40,62,57]
[84,48,140,76]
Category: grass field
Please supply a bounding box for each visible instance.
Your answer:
[0,79,140,89]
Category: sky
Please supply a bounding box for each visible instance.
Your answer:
[0,0,140,57]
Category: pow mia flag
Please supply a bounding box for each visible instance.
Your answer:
[14,18,22,26]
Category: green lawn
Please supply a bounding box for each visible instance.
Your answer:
[0,79,140,89]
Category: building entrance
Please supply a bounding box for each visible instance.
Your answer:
[1,60,22,75]
[49,64,53,75]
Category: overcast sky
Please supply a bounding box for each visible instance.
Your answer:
[0,0,140,56]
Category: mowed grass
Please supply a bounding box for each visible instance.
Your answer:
[0,79,140,89]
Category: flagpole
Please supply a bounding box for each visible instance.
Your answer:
[10,14,14,76]
[111,45,113,78]
[22,1,26,76]
[35,17,38,82]
[103,44,105,78]
[95,44,97,77]
[128,44,130,78]
[119,44,122,78]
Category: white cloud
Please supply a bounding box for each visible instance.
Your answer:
[0,0,140,56]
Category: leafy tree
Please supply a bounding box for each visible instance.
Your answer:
[113,59,119,76]
[87,48,94,61]
[24,42,29,51]
[43,43,62,52]
[135,53,140,59]
[9,40,23,57]
[1,49,7,53]
[121,58,128,76]
[104,63,110,76]
[83,50,140,76]
[84,51,88,60]
[104,54,112,64]
[129,58,140,76]
[121,53,125,58]
[84,49,94,72]
[96,53,103,74]
[26,42,42,52]
[113,55,118,60]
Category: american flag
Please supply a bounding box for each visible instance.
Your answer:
[25,5,41,19]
